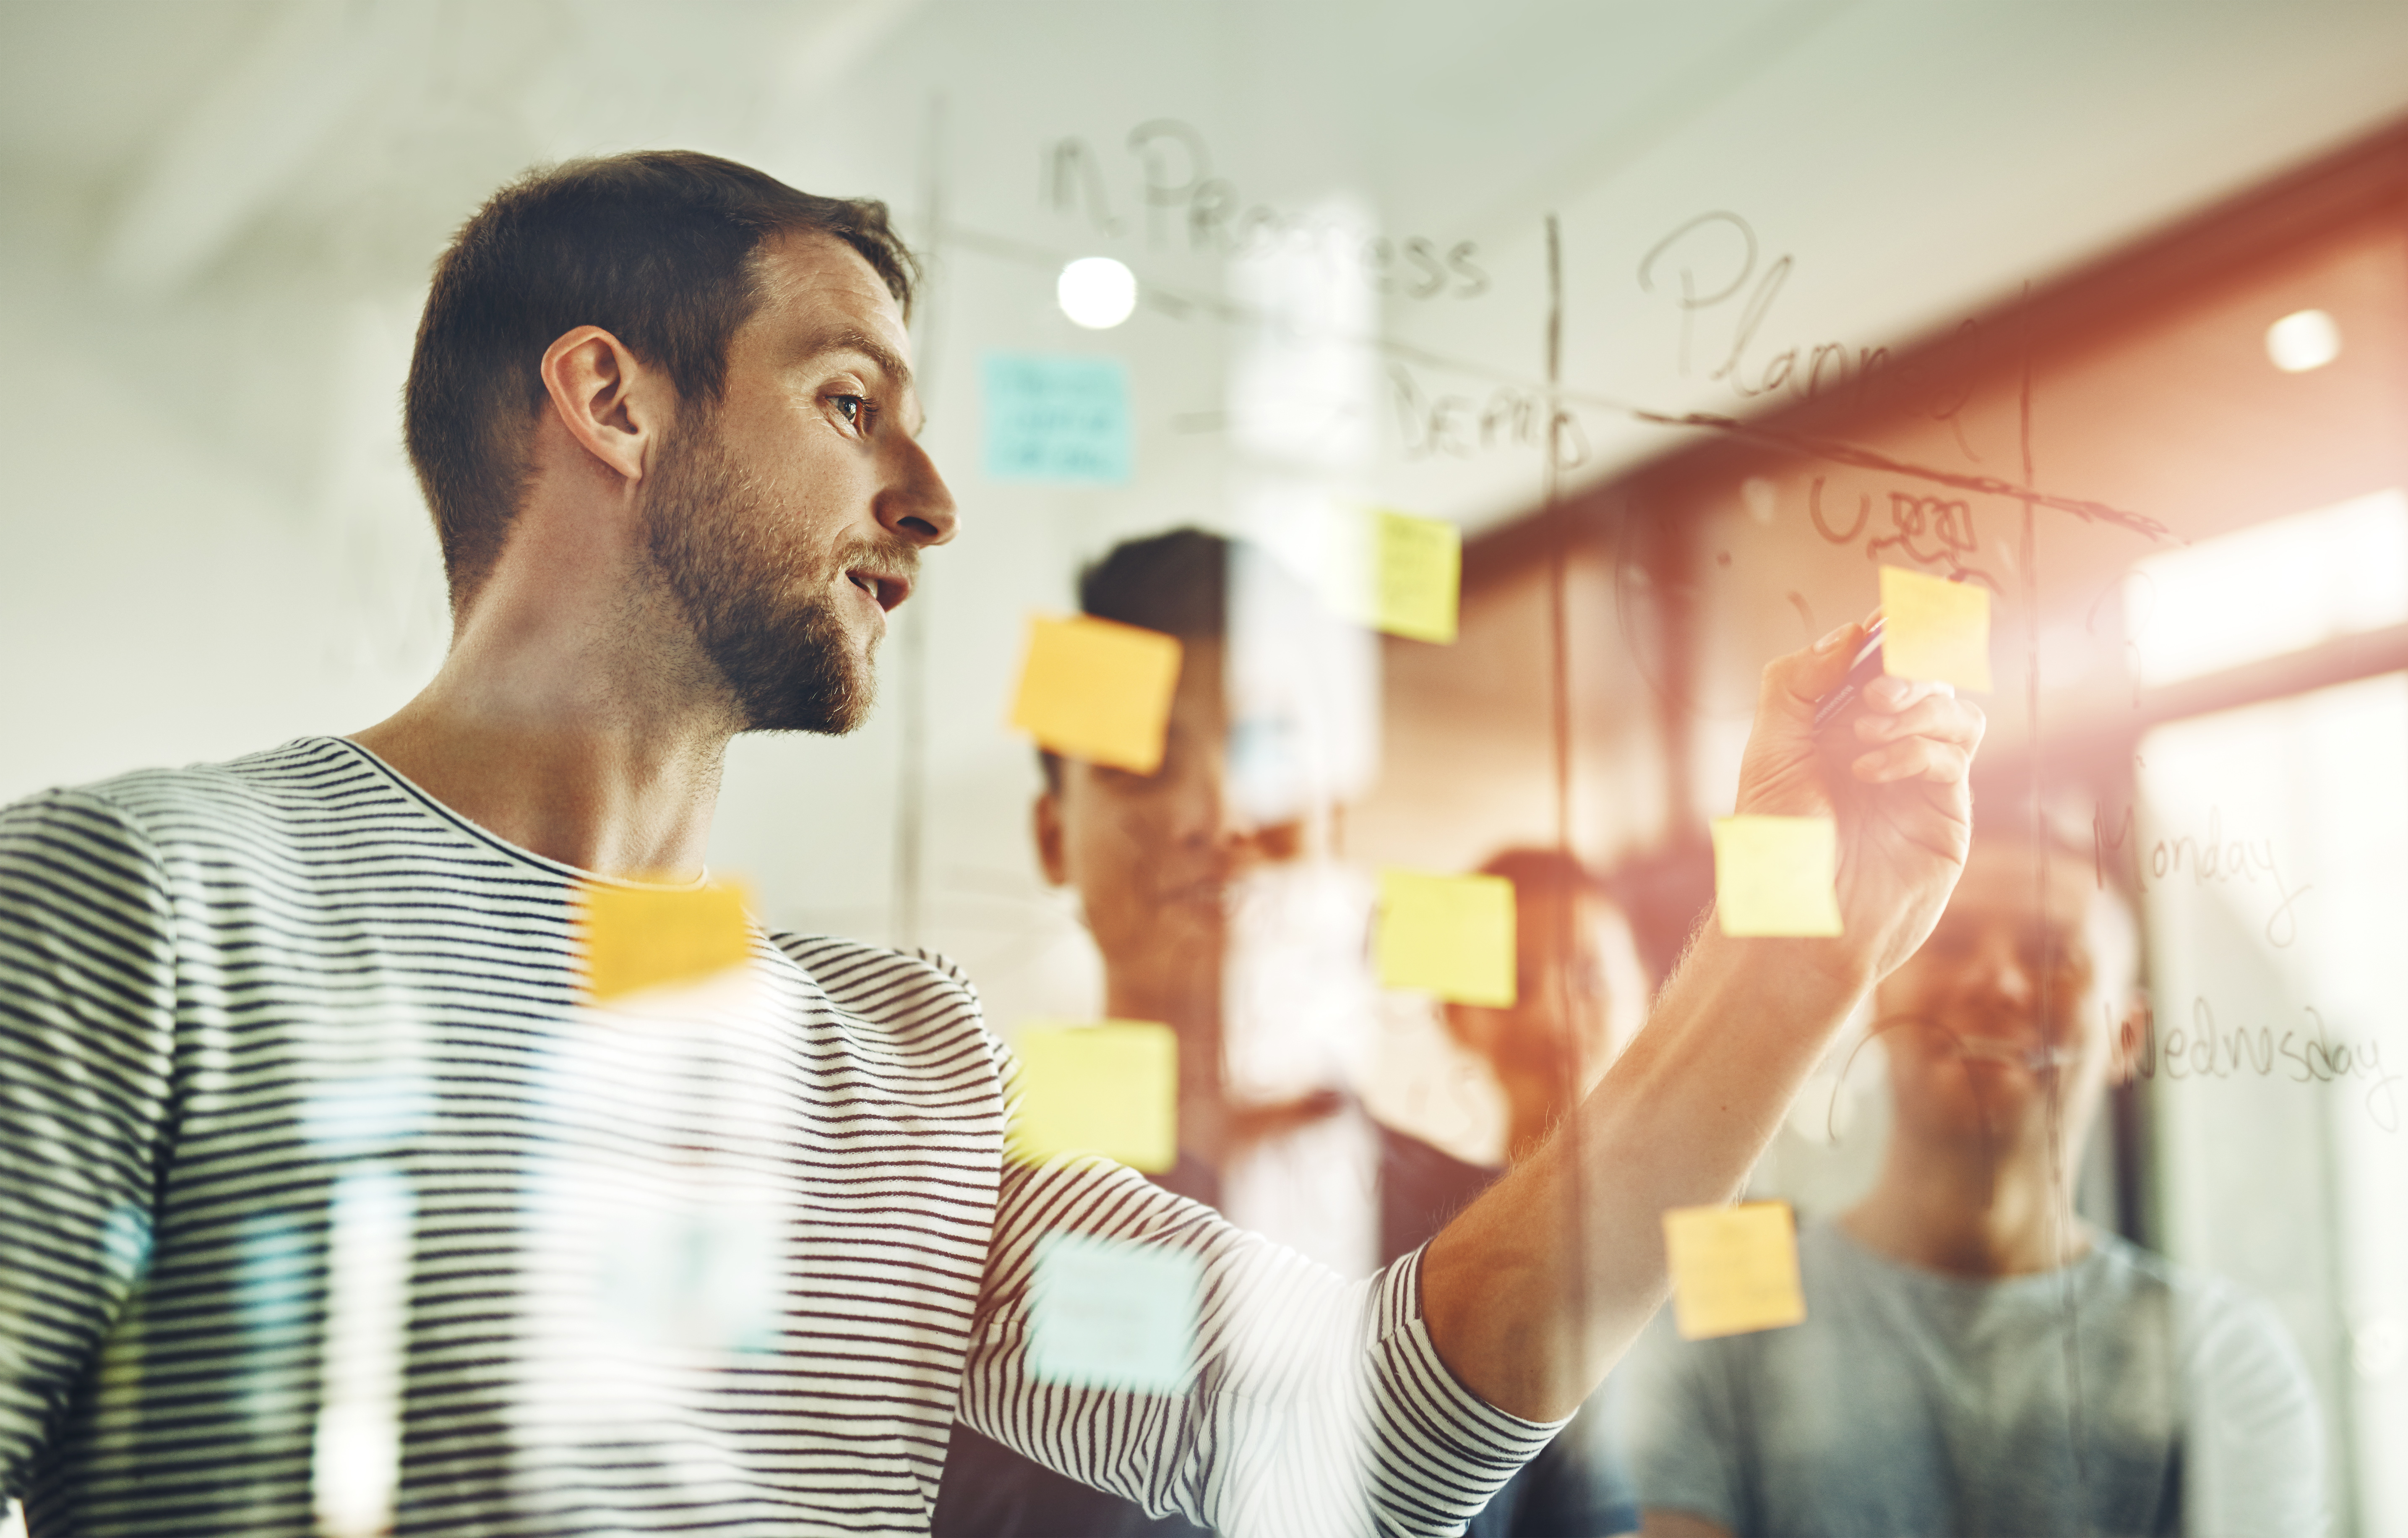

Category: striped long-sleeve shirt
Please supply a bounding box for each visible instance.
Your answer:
[0,738,1555,1536]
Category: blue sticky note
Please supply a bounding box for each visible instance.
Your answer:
[984,353,1133,485]
[1028,1233,1199,1393]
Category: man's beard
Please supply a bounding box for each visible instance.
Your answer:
[641,414,912,735]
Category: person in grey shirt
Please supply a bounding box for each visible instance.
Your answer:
[1619,826,2324,1538]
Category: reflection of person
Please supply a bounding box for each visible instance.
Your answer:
[1623,829,2326,1538]
[935,536,1641,1537]
[0,150,1987,1533]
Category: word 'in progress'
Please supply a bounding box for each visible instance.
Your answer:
[1879,565,1994,693]
[2093,803,2312,950]
[1011,615,1184,774]
[1029,1233,1202,1393]
[1045,119,1488,297]
[1009,1021,1180,1171]
[2131,999,2399,1133]
[574,881,753,1003]
[1333,507,1460,644]
[1711,817,1843,938]
[1376,870,1517,1007]
[984,353,1132,485]
[1663,1200,1807,1340]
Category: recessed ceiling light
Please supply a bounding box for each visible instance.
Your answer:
[2266,308,2340,373]
[1058,257,1137,330]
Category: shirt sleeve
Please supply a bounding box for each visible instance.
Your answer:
[1612,1310,1744,1533]
[957,1144,1564,1537]
[0,790,180,1499]
[2179,1281,2327,1538]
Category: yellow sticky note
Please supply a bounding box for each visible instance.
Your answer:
[1879,566,1993,692]
[575,881,753,1002]
[1369,508,1461,644]
[1009,1021,1178,1173]
[1711,816,1842,938]
[1662,1200,1807,1340]
[1376,870,1516,1007]
[1010,614,1184,774]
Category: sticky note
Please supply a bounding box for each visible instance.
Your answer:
[1010,614,1184,773]
[984,353,1133,484]
[574,881,753,1001]
[1662,1200,1806,1340]
[1879,566,1993,692]
[1029,1233,1201,1393]
[1376,870,1516,1007]
[1710,816,1842,938]
[1368,508,1461,644]
[1009,1021,1178,1173]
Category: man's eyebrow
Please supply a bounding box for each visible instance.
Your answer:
[805,326,915,399]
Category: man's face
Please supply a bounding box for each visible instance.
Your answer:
[1874,841,2134,1144]
[1036,637,1307,1003]
[642,232,955,734]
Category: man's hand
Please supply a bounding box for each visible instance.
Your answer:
[1421,614,1986,1425]
[1732,619,1985,991]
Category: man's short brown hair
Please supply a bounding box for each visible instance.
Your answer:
[402,150,916,609]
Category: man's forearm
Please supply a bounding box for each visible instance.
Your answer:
[1418,925,1866,1421]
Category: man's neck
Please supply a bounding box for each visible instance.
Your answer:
[1842,1124,2092,1277]
[352,562,738,880]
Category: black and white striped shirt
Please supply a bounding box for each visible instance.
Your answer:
[0,738,1553,1536]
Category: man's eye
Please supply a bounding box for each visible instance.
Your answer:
[832,394,871,427]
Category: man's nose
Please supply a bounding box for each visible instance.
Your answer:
[1971,932,2034,1006]
[878,435,958,547]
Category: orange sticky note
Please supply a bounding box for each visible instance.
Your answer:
[1376,870,1516,1007]
[1369,508,1461,644]
[574,881,753,1002]
[1879,566,1993,692]
[1009,1021,1178,1172]
[1010,614,1184,774]
[1711,816,1842,938]
[1662,1200,1806,1340]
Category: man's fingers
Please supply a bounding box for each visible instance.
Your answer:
[1759,621,1867,722]
[1850,736,1975,785]
[1854,693,1986,751]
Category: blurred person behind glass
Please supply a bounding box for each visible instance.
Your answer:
[933,532,1642,1536]
[1619,816,2325,1538]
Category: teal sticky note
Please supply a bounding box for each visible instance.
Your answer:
[1028,1233,1199,1393]
[984,353,1133,484]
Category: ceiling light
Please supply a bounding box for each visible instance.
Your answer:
[1058,257,1137,329]
[2265,308,2340,373]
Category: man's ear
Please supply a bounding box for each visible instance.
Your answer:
[1033,788,1071,886]
[538,325,660,485]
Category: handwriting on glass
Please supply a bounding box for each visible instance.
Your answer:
[2130,998,2399,1132]
[2094,803,2312,949]
[1044,120,1486,297]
